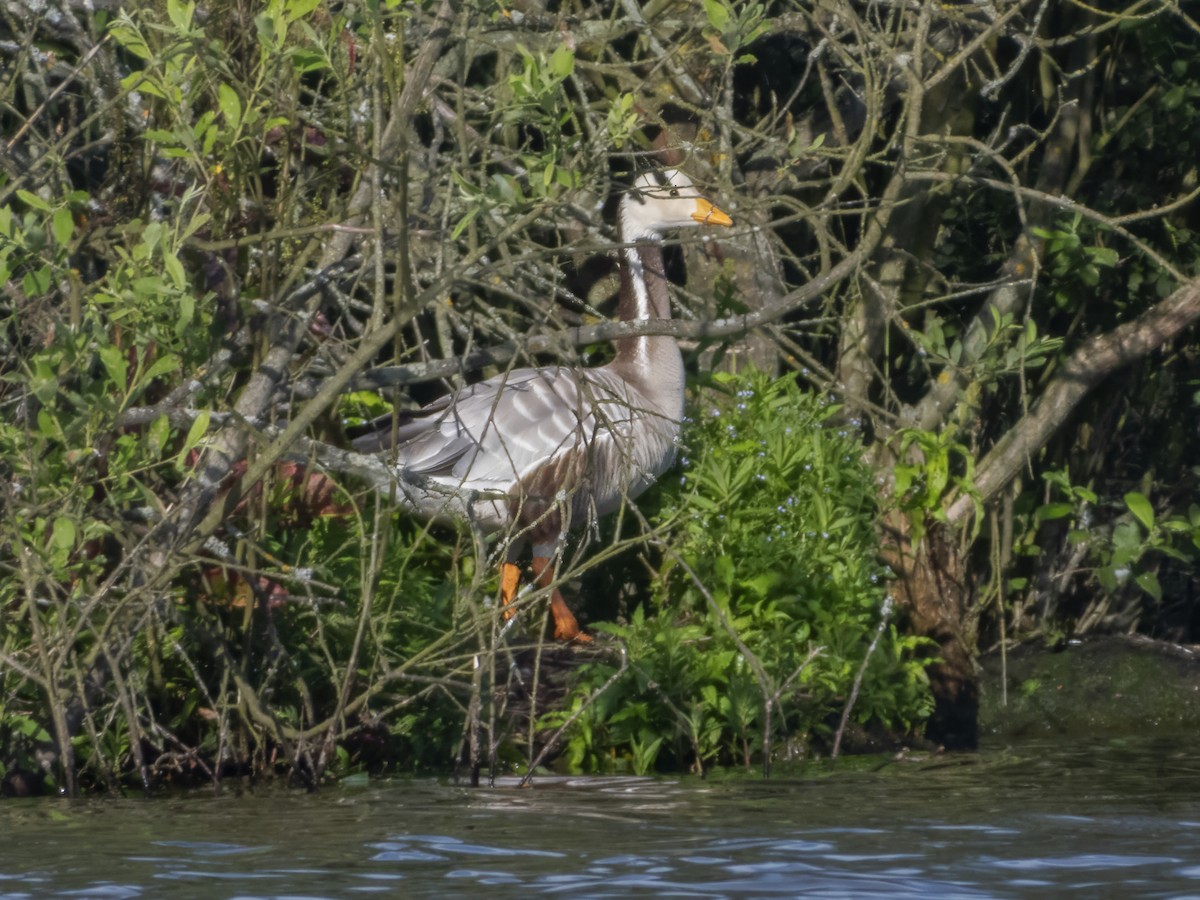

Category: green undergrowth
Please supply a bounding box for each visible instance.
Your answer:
[546,371,935,775]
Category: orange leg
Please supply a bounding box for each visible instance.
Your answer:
[500,561,521,620]
[530,555,591,643]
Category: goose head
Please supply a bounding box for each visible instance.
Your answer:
[620,169,733,241]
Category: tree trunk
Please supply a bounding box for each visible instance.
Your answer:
[880,514,978,749]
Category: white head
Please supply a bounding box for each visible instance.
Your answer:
[619,169,733,240]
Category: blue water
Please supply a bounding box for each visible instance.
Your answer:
[1,737,1198,898]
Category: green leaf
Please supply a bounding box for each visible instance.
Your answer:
[1162,84,1186,110]
[140,221,163,256]
[175,293,195,338]
[285,0,322,21]
[218,83,242,130]
[713,555,735,590]
[926,445,950,500]
[109,24,153,60]
[178,409,211,465]
[16,189,51,212]
[1034,502,1074,522]
[148,414,171,457]
[145,128,182,146]
[702,0,730,31]
[1124,491,1155,531]
[547,45,574,80]
[142,352,181,383]
[98,344,128,392]
[23,266,51,297]
[52,207,75,246]
[37,409,62,439]
[1110,519,1140,552]
[166,0,195,31]
[17,716,53,743]
[192,109,216,145]
[199,119,225,161]
[450,205,480,240]
[1135,571,1162,602]
[741,572,779,598]
[290,49,328,74]
[255,9,282,51]
[163,251,186,290]
[178,211,212,243]
[51,516,77,554]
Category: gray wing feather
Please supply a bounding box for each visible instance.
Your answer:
[397,368,597,490]
[359,366,680,524]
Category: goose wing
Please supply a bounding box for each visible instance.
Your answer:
[389,367,602,493]
[357,366,680,524]
[391,367,676,489]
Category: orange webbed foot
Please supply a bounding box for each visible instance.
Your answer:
[550,589,591,643]
[553,623,593,643]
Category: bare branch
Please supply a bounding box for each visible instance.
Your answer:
[948,277,1200,523]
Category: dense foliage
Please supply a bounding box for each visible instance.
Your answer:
[551,372,932,773]
[2,0,1200,792]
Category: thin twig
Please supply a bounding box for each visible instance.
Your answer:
[831,596,893,761]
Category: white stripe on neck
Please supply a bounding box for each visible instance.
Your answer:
[623,244,652,369]
[624,245,651,320]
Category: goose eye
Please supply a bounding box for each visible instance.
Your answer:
[669,188,679,197]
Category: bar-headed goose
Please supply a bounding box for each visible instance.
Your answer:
[354,169,732,640]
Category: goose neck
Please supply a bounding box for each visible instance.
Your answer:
[611,239,683,407]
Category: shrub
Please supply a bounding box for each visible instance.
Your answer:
[549,371,934,774]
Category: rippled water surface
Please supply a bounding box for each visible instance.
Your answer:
[2,736,1199,898]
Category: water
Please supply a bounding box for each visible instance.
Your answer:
[2,736,1199,898]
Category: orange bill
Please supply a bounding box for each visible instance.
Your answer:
[693,198,733,227]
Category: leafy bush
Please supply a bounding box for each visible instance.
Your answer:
[548,372,934,774]
[0,0,478,792]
